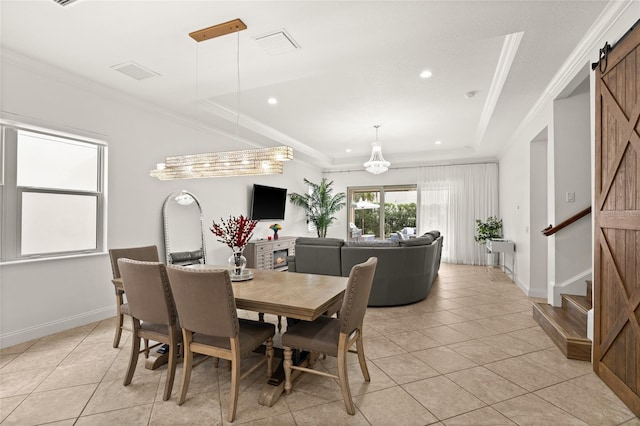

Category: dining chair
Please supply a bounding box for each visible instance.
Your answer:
[117,258,181,401]
[108,245,159,350]
[166,265,275,422]
[282,257,377,415]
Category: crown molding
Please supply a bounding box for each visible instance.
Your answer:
[475,31,524,149]
[501,0,636,157]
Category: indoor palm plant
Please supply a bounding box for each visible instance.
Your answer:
[289,178,346,238]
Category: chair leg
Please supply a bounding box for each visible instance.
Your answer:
[277,315,282,332]
[177,331,193,406]
[338,336,355,415]
[123,320,141,386]
[143,338,149,358]
[265,338,274,377]
[113,293,124,348]
[283,346,293,395]
[228,338,241,422]
[355,333,370,381]
[163,330,178,401]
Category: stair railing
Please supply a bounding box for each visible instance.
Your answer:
[541,206,592,236]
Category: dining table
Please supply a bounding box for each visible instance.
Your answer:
[113,265,348,406]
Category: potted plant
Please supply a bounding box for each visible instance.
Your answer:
[289,178,346,238]
[474,216,503,243]
[475,216,503,266]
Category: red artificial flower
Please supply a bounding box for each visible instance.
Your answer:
[210,215,258,250]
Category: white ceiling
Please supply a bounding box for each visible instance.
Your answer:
[0,0,608,170]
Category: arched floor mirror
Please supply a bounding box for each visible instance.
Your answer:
[163,190,206,265]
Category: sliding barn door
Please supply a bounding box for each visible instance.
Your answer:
[593,22,640,417]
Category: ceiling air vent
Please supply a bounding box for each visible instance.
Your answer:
[254,29,300,55]
[53,0,79,6]
[111,61,160,81]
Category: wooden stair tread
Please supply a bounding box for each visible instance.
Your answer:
[533,302,590,342]
[533,302,591,361]
[562,294,592,313]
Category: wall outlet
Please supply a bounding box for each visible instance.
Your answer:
[566,192,575,202]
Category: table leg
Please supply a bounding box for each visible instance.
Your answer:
[258,349,308,407]
[145,353,169,370]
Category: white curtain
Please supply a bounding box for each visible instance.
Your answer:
[418,163,499,264]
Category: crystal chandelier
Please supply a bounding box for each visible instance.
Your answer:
[150,146,293,180]
[364,125,390,174]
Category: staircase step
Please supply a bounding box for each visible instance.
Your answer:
[532,302,591,361]
[561,294,591,328]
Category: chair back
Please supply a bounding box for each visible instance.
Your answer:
[109,245,159,279]
[339,257,377,334]
[117,259,176,326]
[166,266,239,338]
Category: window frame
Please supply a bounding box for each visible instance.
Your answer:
[0,122,107,263]
[346,184,418,239]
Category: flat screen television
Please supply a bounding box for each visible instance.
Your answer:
[250,184,287,220]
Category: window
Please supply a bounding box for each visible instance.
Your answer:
[347,185,417,240]
[0,124,106,262]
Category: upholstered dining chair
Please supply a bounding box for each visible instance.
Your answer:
[117,258,181,401]
[108,245,159,349]
[282,257,378,415]
[166,265,275,422]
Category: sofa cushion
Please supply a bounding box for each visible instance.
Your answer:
[424,230,441,239]
[344,240,399,247]
[295,237,344,247]
[399,235,434,246]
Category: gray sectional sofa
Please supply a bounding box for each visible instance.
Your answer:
[287,232,443,306]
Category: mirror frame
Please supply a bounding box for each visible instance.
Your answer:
[162,190,207,265]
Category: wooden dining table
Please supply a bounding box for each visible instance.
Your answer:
[113,266,348,406]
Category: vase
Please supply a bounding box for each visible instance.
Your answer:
[273,230,279,240]
[228,248,247,277]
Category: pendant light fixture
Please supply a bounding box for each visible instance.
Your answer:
[364,125,390,174]
[150,19,293,180]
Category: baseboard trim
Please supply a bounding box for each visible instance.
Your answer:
[0,306,115,349]
[550,269,592,307]
[514,277,547,299]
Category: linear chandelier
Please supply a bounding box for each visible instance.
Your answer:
[150,146,293,180]
[150,19,294,180]
[364,125,390,174]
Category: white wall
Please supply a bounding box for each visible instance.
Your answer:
[529,132,548,298]
[0,53,321,348]
[499,4,639,300]
[549,89,592,304]
[500,104,553,294]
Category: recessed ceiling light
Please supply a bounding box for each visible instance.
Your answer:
[346,148,352,153]
[268,97,278,105]
[420,70,433,79]
[435,140,442,145]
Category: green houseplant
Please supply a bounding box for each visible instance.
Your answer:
[475,216,503,266]
[474,216,503,243]
[289,178,346,238]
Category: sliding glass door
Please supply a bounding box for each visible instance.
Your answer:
[347,185,416,241]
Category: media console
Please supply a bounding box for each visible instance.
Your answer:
[245,236,296,271]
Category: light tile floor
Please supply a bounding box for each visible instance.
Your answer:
[1,264,639,425]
